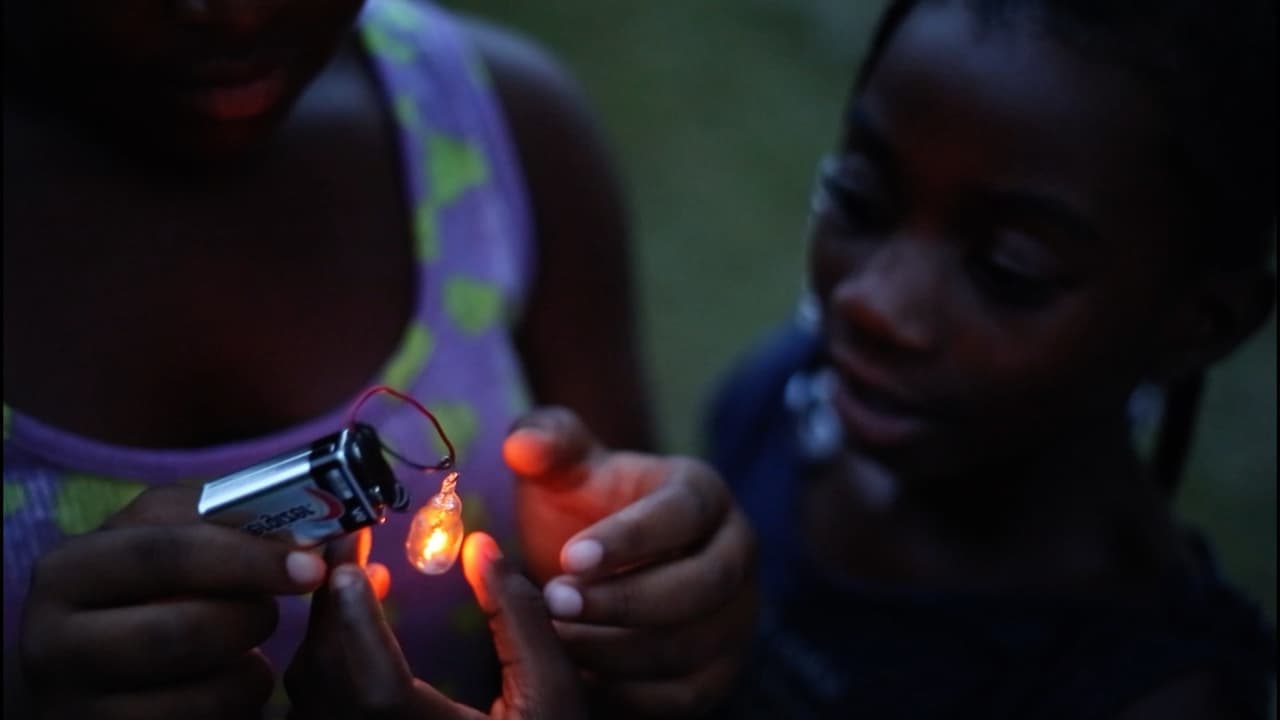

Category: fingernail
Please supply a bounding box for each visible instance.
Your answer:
[503,429,555,475]
[332,565,363,590]
[544,581,583,619]
[481,537,505,564]
[287,551,326,585]
[562,539,603,574]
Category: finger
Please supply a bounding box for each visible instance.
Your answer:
[365,562,391,601]
[462,532,584,714]
[329,565,417,712]
[285,564,341,704]
[34,525,327,606]
[32,597,278,686]
[283,548,383,713]
[86,650,274,720]
[557,458,730,579]
[588,652,744,720]
[545,509,753,626]
[461,532,502,613]
[321,571,475,719]
[503,406,604,483]
[554,582,757,679]
[324,527,372,568]
[102,484,203,529]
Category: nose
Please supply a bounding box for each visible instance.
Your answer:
[831,235,943,357]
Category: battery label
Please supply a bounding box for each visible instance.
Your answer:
[241,486,346,536]
[217,482,350,545]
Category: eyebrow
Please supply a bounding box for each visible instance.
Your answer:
[846,106,1102,248]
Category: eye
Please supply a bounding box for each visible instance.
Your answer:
[969,258,1057,308]
[812,156,895,238]
[965,231,1066,309]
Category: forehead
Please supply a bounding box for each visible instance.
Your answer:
[855,2,1182,236]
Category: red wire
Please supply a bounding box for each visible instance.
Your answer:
[346,385,456,470]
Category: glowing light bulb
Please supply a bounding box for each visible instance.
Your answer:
[405,471,464,574]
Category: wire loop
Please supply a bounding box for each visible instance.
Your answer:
[346,385,456,472]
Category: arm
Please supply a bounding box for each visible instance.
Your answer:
[465,18,655,452]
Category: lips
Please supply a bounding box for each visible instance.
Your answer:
[174,51,293,121]
[827,349,938,448]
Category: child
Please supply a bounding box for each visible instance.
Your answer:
[3,0,753,716]
[708,0,1276,717]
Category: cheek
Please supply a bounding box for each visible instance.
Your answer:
[807,235,863,311]
[948,298,1155,427]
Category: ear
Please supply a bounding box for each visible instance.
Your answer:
[1149,268,1275,382]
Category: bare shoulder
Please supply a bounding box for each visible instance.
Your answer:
[455,14,653,449]
[459,16,596,132]
[457,14,624,224]
[1117,670,1257,720]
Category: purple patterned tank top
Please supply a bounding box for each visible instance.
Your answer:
[4,0,534,711]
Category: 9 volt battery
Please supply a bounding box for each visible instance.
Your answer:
[198,423,411,547]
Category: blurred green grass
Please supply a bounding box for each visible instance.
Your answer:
[441,0,1276,622]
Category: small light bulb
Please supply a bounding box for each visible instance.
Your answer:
[405,471,464,574]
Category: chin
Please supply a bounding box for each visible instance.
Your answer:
[111,105,291,170]
[842,432,990,492]
[181,115,286,162]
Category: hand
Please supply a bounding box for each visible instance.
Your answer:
[504,407,758,718]
[285,532,585,720]
[19,484,328,719]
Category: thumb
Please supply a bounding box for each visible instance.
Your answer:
[462,533,584,717]
[502,406,603,484]
[326,528,390,600]
[329,564,418,712]
[325,527,373,568]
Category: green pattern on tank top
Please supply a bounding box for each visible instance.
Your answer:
[381,0,426,32]
[380,323,436,391]
[459,491,491,534]
[444,277,502,334]
[3,483,27,518]
[414,201,441,260]
[427,133,488,205]
[53,475,146,535]
[364,25,416,63]
[411,134,489,262]
[426,402,478,462]
[393,93,423,132]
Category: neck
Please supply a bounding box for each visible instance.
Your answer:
[805,412,1186,594]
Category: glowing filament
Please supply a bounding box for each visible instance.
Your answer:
[405,472,464,574]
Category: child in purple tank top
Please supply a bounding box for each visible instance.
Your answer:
[3,1,756,717]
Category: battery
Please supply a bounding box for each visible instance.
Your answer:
[198,423,411,547]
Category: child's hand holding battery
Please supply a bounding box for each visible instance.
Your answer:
[18,484,329,720]
[285,531,585,719]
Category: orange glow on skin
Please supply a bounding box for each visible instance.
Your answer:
[461,532,502,612]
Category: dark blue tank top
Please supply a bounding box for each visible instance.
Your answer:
[706,321,1275,719]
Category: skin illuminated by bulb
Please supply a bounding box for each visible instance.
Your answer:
[405,472,464,574]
